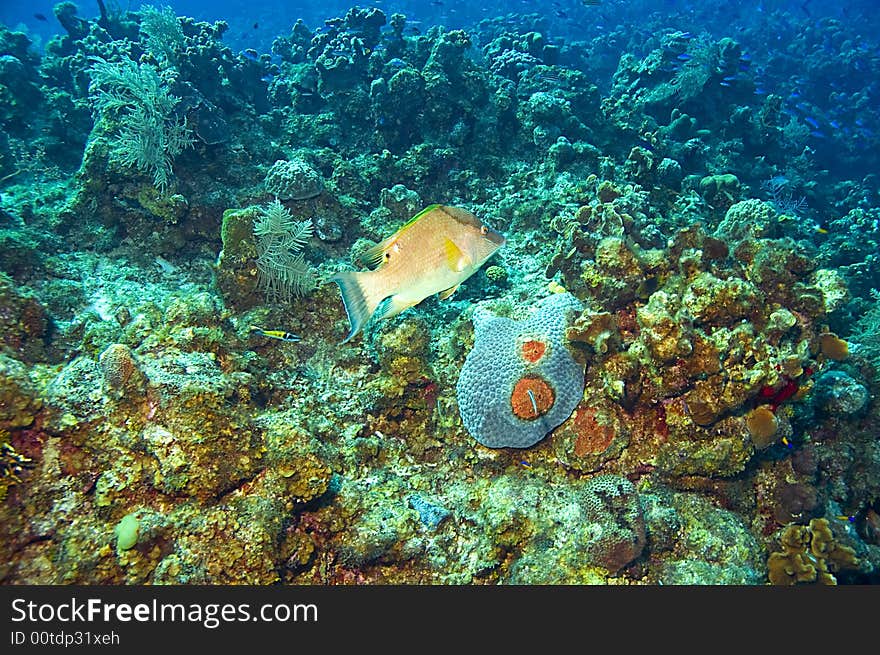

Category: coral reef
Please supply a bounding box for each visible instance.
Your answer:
[0,1,879,587]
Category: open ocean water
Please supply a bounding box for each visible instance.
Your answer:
[0,0,879,589]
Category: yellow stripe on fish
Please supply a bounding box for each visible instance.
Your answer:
[331,204,505,344]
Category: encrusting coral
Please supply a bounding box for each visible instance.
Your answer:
[767,518,859,585]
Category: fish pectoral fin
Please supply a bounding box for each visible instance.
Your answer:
[358,235,396,270]
[444,238,471,272]
[373,295,417,322]
[372,296,395,322]
[437,284,460,301]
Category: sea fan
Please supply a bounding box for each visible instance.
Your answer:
[87,56,192,191]
[254,200,316,302]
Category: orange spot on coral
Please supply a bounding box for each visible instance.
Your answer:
[520,339,546,363]
[510,375,555,420]
[571,408,615,457]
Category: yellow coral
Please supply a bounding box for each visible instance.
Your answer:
[1,437,32,502]
[767,518,858,585]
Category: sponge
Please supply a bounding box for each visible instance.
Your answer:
[456,293,584,448]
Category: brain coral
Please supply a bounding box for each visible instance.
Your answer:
[264,158,324,200]
[456,293,584,448]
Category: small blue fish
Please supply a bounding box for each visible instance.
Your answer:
[809,130,826,138]
[720,81,732,87]
[804,116,820,129]
[677,53,693,61]
[829,120,841,129]
[754,87,767,95]
[240,49,260,62]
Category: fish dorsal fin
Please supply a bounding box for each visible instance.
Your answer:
[357,204,444,270]
[444,237,471,272]
[438,284,460,301]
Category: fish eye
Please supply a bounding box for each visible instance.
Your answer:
[480,225,488,235]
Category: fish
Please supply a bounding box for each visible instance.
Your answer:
[249,326,301,342]
[332,204,504,344]
[34,13,48,21]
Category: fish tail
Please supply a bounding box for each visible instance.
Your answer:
[331,270,382,344]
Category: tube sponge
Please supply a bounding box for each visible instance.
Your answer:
[456,293,584,448]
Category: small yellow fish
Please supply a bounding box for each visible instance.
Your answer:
[249,326,301,342]
[815,226,829,234]
[332,204,504,343]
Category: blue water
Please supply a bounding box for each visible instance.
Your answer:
[5,1,877,51]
